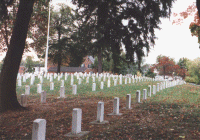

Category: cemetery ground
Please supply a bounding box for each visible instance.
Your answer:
[1,77,200,139]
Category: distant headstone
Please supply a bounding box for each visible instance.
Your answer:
[18,79,22,86]
[25,85,30,95]
[153,85,156,95]
[92,77,95,83]
[72,85,77,95]
[86,77,89,84]
[157,83,159,92]
[60,86,65,98]
[58,75,60,81]
[50,82,54,90]
[61,80,64,87]
[23,75,26,82]
[37,84,42,94]
[100,82,104,90]
[114,79,117,86]
[148,85,151,97]
[107,79,110,87]
[78,78,81,85]
[92,83,96,91]
[41,91,46,103]
[128,78,131,84]
[50,75,53,82]
[125,78,127,84]
[71,76,74,86]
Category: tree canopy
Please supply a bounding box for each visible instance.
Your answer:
[71,0,175,73]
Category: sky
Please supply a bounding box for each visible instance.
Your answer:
[143,0,199,64]
[1,0,198,64]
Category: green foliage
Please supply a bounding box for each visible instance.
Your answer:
[185,76,197,83]
[186,58,200,84]
[178,57,189,69]
[145,68,156,78]
[48,4,86,69]
[25,56,34,73]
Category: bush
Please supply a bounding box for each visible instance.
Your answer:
[185,76,198,84]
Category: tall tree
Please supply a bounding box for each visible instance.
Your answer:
[48,4,88,72]
[25,56,34,73]
[0,0,49,53]
[72,0,175,74]
[0,0,49,112]
[152,55,177,79]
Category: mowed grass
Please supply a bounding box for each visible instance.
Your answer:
[16,75,160,101]
[16,75,200,105]
[16,75,200,106]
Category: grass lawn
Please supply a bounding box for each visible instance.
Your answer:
[1,75,199,139]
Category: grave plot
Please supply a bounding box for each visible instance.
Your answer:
[5,72,188,139]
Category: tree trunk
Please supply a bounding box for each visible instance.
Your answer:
[0,0,35,112]
[98,47,102,73]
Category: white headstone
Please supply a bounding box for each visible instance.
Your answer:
[65,74,68,81]
[143,89,147,100]
[50,82,54,90]
[47,73,50,80]
[119,77,122,85]
[72,108,82,134]
[128,78,131,84]
[37,84,42,94]
[30,76,34,85]
[126,94,131,109]
[97,102,104,122]
[25,85,30,95]
[78,78,81,85]
[92,77,95,83]
[58,75,60,81]
[107,79,110,87]
[32,119,46,140]
[136,90,140,103]
[86,77,89,84]
[148,85,151,97]
[92,83,96,91]
[114,79,117,86]
[23,75,26,82]
[71,75,74,86]
[50,75,53,82]
[40,76,43,84]
[125,78,127,84]
[18,79,22,86]
[72,85,77,95]
[153,85,156,95]
[41,91,46,103]
[61,80,64,87]
[113,97,121,115]
[100,81,104,89]
[157,83,159,92]
[60,86,65,98]
[21,94,27,107]
[160,82,163,90]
